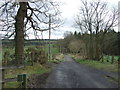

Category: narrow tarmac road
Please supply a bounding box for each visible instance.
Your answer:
[45,55,118,88]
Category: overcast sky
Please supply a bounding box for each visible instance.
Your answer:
[0,0,119,39]
[41,0,119,39]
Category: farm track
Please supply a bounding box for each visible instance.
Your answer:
[45,55,118,88]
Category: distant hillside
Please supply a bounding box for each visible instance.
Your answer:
[2,39,59,46]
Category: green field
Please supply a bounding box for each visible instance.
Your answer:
[2,44,59,88]
[45,44,59,59]
[1,42,60,88]
[1,43,59,61]
[100,55,118,63]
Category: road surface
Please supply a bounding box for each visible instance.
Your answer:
[45,55,118,88]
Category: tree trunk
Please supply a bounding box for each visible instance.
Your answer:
[101,35,105,62]
[15,2,27,65]
[95,34,100,61]
[101,54,104,63]
[111,55,114,64]
[89,32,94,60]
[88,22,94,60]
[106,55,109,62]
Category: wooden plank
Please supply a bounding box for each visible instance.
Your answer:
[0,65,25,70]
[0,78,17,83]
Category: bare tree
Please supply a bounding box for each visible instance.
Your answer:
[0,0,62,65]
[75,0,118,60]
[15,2,27,65]
[75,0,96,59]
[68,39,85,54]
[92,1,118,60]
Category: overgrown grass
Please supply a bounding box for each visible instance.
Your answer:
[75,59,118,72]
[50,59,62,64]
[71,54,118,73]
[2,45,46,65]
[2,43,59,61]
[4,63,51,88]
[4,82,21,88]
[49,53,64,64]
[2,42,59,88]
[1,47,14,61]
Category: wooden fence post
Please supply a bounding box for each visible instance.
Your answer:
[101,54,104,63]
[17,74,27,89]
[1,66,26,89]
[22,74,27,89]
[106,55,109,62]
[118,56,120,88]
[111,55,114,64]
[31,52,34,66]
[2,69,5,89]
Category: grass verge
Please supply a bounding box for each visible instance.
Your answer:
[105,75,119,83]
[4,63,51,88]
[74,58,118,73]
[75,59,118,72]
[74,57,119,83]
